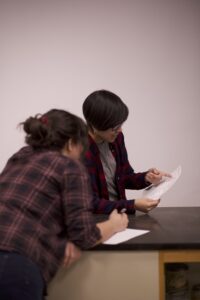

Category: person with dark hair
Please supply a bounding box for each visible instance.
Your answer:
[82,90,170,214]
[0,109,128,300]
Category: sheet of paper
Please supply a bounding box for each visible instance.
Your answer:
[143,165,182,200]
[103,228,149,245]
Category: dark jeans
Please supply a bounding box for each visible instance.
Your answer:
[0,250,44,300]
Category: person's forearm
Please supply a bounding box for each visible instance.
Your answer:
[123,172,150,190]
[93,197,135,214]
[94,210,129,245]
[96,220,115,244]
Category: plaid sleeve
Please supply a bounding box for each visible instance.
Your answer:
[62,161,101,249]
[117,133,150,190]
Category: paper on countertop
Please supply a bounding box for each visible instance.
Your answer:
[103,228,149,245]
[143,165,182,200]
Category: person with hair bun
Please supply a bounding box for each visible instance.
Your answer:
[82,90,170,214]
[0,109,128,300]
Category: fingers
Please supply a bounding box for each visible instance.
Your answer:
[149,168,159,175]
[64,253,80,267]
[146,173,162,185]
[122,212,129,227]
[146,168,169,184]
[135,198,160,213]
[146,199,160,212]
[162,172,172,178]
[63,242,82,268]
[110,209,118,215]
[149,168,171,178]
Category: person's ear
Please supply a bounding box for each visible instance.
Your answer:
[67,139,74,152]
[61,139,73,156]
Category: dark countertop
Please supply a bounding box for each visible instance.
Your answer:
[93,207,200,251]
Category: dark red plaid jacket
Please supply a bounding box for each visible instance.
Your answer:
[0,147,101,283]
[83,132,149,214]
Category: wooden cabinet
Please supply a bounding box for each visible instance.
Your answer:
[159,250,200,300]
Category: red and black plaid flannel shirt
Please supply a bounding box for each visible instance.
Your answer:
[0,146,101,283]
[83,132,149,214]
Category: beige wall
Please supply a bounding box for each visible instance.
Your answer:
[1,0,200,206]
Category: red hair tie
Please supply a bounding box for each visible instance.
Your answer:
[40,116,48,125]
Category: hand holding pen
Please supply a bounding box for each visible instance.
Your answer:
[109,209,128,232]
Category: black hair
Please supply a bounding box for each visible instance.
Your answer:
[82,90,129,131]
[21,109,88,151]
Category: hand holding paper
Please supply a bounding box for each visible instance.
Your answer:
[135,198,160,213]
[143,165,182,200]
[145,168,171,185]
